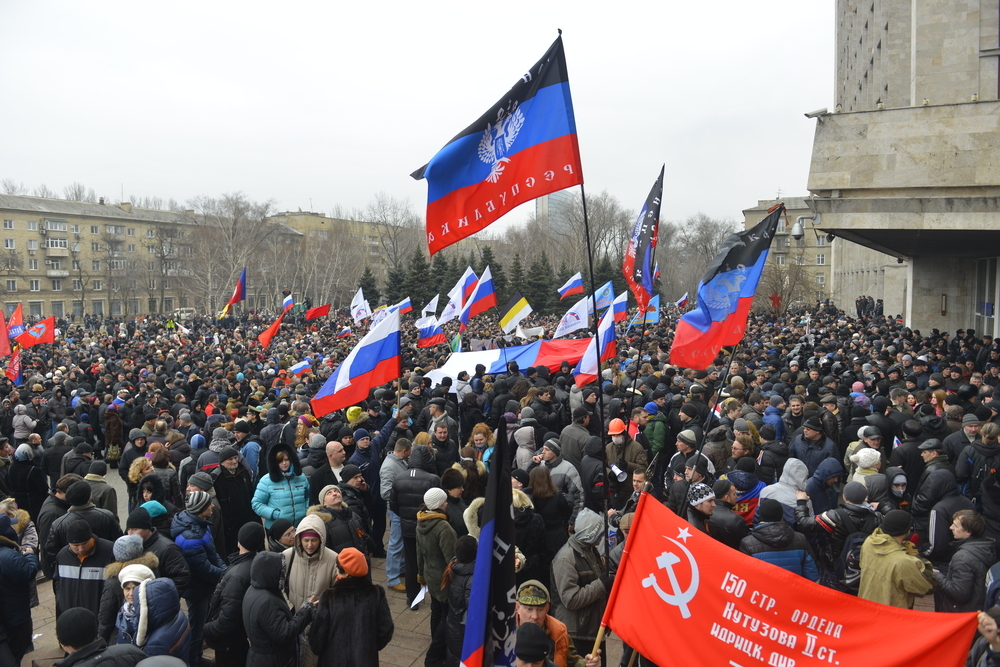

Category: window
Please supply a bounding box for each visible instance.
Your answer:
[27,240,37,251]
[90,225,99,234]
[70,224,80,233]
[2,220,12,230]
[73,279,83,291]
[91,243,101,252]
[3,239,13,250]
[72,300,84,317]
[782,237,791,248]
[129,280,138,290]
[163,298,173,312]
[795,255,805,265]
[816,274,827,286]
[49,260,61,270]
[46,238,68,249]
[776,218,786,233]
[128,228,135,236]
[28,260,38,271]
[816,235,827,246]
[51,301,64,318]
[105,225,125,235]
[149,278,157,289]
[91,260,101,271]
[147,246,156,254]
[128,244,136,253]
[5,280,15,292]
[163,279,170,290]
[91,300,103,316]
[775,254,786,266]
[28,302,42,318]
[816,254,826,265]
[72,260,81,271]
[148,262,155,271]
[109,259,126,270]
[71,242,80,252]
[92,280,102,291]
[27,221,37,231]
[51,280,62,291]
[45,220,67,231]
[29,280,40,292]
[146,229,155,238]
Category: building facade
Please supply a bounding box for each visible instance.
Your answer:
[806,0,1000,333]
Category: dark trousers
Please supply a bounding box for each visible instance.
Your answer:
[187,595,210,666]
[403,535,419,605]
[0,622,32,667]
[370,505,387,555]
[425,597,449,667]
[213,642,249,667]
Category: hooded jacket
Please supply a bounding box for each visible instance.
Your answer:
[243,551,314,667]
[97,551,160,643]
[757,458,811,525]
[788,432,839,477]
[135,578,190,662]
[551,509,606,643]
[739,521,819,580]
[756,438,789,485]
[389,446,441,538]
[578,437,606,515]
[283,513,338,608]
[416,508,457,603]
[251,442,310,529]
[858,529,934,609]
[804,457,843,516]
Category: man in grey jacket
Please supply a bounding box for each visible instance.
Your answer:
[551,508,609,651]
[379,437,410,592]
[530,439,584,524]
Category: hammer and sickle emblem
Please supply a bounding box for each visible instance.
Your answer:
[641,536,700,618]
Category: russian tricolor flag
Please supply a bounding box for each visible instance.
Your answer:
[458,267,478,306]
[611,291,629,323]
[282,294,294,312]
[573,305,617,387]
[459,266,497,329]
[311,310,401,417]
[290,360,311,376]
[557,272,585,301]
[675,292,689,309]
[337,326,352,339]
[396,297,413,314]
[415,316,447,348]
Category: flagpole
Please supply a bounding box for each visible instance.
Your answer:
[692,336,745,465]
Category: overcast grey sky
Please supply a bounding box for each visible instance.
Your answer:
[0,1,833,231]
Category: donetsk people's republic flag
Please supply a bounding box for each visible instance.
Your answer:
[621,165,664,311]
[602,492,975,667]
[412,35,583,255]
[669,204,784,370]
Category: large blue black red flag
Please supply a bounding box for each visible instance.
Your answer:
[621,165,664,311]
[669,204,785,370]
[460,413,516,667]
[412,34,584,255]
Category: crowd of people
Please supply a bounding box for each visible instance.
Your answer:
[1,300,1000,666]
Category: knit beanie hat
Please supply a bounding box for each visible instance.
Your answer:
[850,448,881,470]
[688,482,715,507]
[238,522,266,552]
[758,498,784,523]
[268,518,293,542]
[842,481,868,505]
[319,484,341,504]
[66,480,92,506]
[113,534,145,562]
[89,460,108,476]
[881,509,912,536]
[140,500,167,519]
[309,433,327,450]
[217,446,239,463]
[188,472,214,491]
[118,563,155,588]
[542,438,561,456]
[353,428,370,442]
[126,508,152,532]
[423,487,448,510]
[677,429,697,446]
[337,547,369,578]
[57,608,98,648]
[66,519,93,544]
[186,491,211,515]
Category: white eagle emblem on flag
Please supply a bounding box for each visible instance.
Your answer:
[478,101,525,183]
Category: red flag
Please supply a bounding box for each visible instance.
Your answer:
[257,311,287,349]
[305,304,331,320]
[603,492,975,667]
[0,308,10,358]
[14,316,55,350]
[5,349,20,383]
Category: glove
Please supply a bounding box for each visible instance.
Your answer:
[599,574,612,591]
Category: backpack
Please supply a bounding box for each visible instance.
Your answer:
[831,509,880,594]
[968,450,1000,499]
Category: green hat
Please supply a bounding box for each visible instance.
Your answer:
[516,579,550,606]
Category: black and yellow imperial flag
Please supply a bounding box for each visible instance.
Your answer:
[498,292,532,333]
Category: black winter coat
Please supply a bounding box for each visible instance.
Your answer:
[446,560,475,667]
[45,505,123,571]
[309,576,393,667]
[934,536,995,613]
[204,550,255,649]
[36,493,70,576]
[97,552,160,643]
[707,501,750,549]
[243,551,313,667]
[140,528,191,597]
[531,493,571,562]
[7,458,48,521]
[53,537,116,616]
[513,504,548,586]
[389,446,442,538]
[0,540,39,631]
[210,464,258,561]
[52,639,146,667]
[757,439,789,486]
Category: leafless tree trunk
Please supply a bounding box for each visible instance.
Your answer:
[365,192,421,272]
[1,179,27,195]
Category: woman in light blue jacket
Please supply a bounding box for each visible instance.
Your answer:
[252,443,311,529]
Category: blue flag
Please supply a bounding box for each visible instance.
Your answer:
[594,280,615,310]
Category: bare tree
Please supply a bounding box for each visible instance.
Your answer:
[548,190,634,268]
[63,182,97,202]
[33,184,55,198]
[755,249,814,315]
[141,224,188,313]
[1,179,27,195]
[365,192,421,272]
[664,213,739,296]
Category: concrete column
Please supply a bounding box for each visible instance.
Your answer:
[906,256,974,330]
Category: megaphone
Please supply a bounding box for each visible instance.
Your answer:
[610,464,628,483]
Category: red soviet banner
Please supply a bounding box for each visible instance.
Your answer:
[603,493,976,667]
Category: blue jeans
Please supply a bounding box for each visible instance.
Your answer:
[386,510,404,585]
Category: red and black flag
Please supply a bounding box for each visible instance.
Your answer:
[669,204,785,369]
[412,35,583,256]
[621,165,664,311]
[459,415,516,667]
